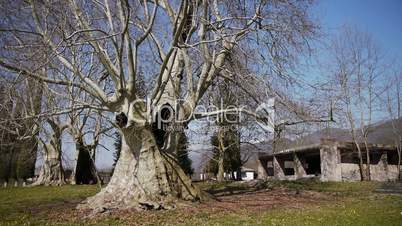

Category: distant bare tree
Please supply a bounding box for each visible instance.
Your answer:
[68,109,111,186]
[0,75,42,186]
[386,72,402,180]
[329,26,384,181]
[33,116,67,186]
[65,84,113,186]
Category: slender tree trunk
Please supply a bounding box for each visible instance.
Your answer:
[349,119,366,181]
[216,129,225,182]
[363,139,371,181]
[217,152,225,182]
[353,141,366,181]
[346,95,366,181]
[398,151,401,181]
[89,147,103,187]
[70,145,79,185]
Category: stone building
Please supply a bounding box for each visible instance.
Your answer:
[257,139,400,182]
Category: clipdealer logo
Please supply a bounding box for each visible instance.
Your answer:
[117,97,275,131]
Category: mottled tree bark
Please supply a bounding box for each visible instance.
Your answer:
[32,119,66,186]
[0,0,317,211]
[78,127,201,211]
[32,141,65,186]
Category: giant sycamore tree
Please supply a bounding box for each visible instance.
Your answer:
[0,0,317,210]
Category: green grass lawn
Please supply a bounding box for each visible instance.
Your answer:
[1,181,402,225]
[0,185,100,225]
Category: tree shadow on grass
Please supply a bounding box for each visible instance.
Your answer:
[204,181,268,197]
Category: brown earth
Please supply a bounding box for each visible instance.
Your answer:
[32,187,331,225]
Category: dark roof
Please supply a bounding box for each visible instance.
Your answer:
[259,140,397,159]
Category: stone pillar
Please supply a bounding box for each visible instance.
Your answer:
[273,156,285,180]
[320,145,341,181]
[294,153,307,179]
[257,159,268,179]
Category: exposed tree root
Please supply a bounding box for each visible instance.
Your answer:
[31,158,65,186]
[77,129,205,212]
[31,143,65,186]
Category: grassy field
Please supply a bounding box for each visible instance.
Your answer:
[1,181,402,225]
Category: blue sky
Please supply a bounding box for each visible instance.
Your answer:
[313,0,402,60]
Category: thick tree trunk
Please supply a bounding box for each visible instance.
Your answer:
[17,138,38,181]
[78,128,201,211]
[32,142,65,186]
[0,138,37,185]
[71,140,98,185]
